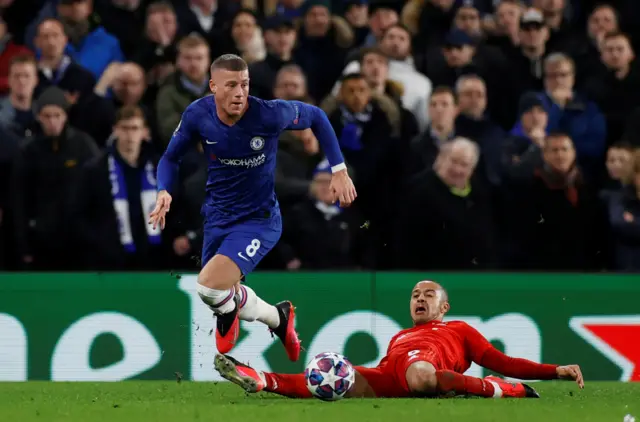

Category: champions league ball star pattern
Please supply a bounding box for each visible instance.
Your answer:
[305,352,355,401]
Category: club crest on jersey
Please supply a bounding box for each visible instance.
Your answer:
[250,136,265,151]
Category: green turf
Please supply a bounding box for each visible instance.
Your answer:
[0,381,637,422]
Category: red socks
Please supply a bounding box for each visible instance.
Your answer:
[263,373,313,398]
[435,370,495,397]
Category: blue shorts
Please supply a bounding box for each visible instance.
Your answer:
[201,212,282,276]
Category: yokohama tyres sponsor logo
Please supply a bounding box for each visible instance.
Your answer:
[218,154,266,168]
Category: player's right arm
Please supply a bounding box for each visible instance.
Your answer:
[150,105,198,230]
[462,323,584,388]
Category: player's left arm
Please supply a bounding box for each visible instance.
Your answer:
[273,100,357,206]
[463,324,584,387]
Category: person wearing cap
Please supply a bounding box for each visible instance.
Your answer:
[248,15,297,99]
[502,91,547,181]
[11,85,99,270]
[294,0,355,102]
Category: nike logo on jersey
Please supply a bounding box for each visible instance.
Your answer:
[237,252,250,262]
[205,139,218,144]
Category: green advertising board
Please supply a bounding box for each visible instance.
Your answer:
[0,272,639,382]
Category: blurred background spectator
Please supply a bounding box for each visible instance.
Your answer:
[0,0,639,273]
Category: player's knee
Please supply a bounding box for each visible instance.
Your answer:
[198,255,242,290]
[405,361,437,395]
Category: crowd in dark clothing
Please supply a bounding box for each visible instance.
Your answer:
[1,0,640,273]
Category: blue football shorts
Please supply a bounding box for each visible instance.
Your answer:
[201,211,282,276]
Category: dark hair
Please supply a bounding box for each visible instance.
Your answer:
[430,85,457,104]
[382,23,411,39]
[358,47,388,66]
[211,54,248,74]
[610,141,635,152]
[115,105,146,125]
[340,72,366,83]
[146,1,175,17]
[602,30,631,43]
[545,131,573,144]
[9,54,36,71]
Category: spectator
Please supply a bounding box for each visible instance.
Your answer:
[11,86,99,270]
[326,73,398,259]
[156,34,210,147]
[174,0,238,40]
[211,9,266,64]
[601,150,640,271]
[94,0,147,60]
[510,8,550,95]
[0,55,38,139]
[272,64,322,208]
[0,15,32,95]
[94,61,158,143]
[426,29,511,128]
[133,1,178,88]
[34,18,115,146]
[586,32,640,146]
[575,3,618,84]
[273,63,311,102]
[502,91,547,180]
[409,86,458,176]
[248,15,297,99]
[74,105,167,270]
[395,137,497,270]
[343,0,370,48]
[602,142,634,192]
[402,0,456,49]
[56,0,124,79]
[485,0,523,60]
[294,0,354,103]
[504,132,602,270]
[357,46,418,143]
[357,1,399,48]
[33,18,95,100]
[454,74,505,186]
[280,159,371,269]
[539,52,607,179]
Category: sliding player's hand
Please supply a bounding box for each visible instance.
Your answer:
[330,169,357,207]
[556,365,584,389]
[149,190,172,230]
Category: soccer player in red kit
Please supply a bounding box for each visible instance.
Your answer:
[215,280,585,399]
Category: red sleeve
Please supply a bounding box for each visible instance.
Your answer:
[463,324,559,380]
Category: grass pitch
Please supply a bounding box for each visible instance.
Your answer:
[1,381,637,422]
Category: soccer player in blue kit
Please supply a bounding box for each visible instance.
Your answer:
[148,54,357,360]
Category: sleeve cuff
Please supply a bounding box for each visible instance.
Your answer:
[331,163,347,173]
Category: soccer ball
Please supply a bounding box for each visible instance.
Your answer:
[304,352,355,401]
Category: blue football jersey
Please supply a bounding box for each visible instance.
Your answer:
[157,95,345,226]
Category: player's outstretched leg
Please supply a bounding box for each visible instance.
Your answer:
[214,353,312,398]
[196,255,242,354]
[406,362,539,398]
[237,285,301,361]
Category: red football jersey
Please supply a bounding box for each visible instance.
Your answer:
[378,319,559,381]
[380,320,492,373]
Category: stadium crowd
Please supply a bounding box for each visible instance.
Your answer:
[0,0,639,272]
